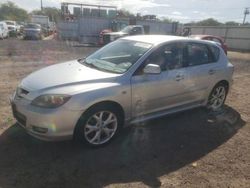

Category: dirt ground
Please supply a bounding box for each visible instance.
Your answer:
[0,38,249,188]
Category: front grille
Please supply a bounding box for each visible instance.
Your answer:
[103,35,110,44]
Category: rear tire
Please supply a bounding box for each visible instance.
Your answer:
[207,83,228,111]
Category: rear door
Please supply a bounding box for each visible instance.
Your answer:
[184,42,221,102]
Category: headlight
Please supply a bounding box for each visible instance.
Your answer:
[31,94,71,108]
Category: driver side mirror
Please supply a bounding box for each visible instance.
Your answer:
[143,64,161,74]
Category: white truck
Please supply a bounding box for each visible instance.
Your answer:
[31,15,56,36]
[102,25,145,44]
[0,21,9,39]
[31,15,49,28]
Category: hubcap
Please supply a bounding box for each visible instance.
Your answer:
[208,86,226,110]
[84,111,118,145]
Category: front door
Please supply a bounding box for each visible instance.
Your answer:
[131,42,194,118]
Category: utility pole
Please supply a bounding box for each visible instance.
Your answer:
[41,0,43,11]
[243,7,249,25]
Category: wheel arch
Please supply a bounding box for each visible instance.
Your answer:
[84,100,125,120]
[214,80,230,92]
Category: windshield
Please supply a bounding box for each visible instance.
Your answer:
[24,24,40,29]
[120,26,133,33]
[80,40,152,74]
[5,21,14,25]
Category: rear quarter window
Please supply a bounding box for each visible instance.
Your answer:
[209,45,220,62]
[187,42,212,66]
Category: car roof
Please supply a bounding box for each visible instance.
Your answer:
[4,20,16,23]
[122,35,213,46]
[190,34,223,40]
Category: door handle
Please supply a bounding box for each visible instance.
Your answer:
[176,74,184,81]
[209,69,216,75]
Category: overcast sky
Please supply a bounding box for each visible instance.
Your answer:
[3,0,250,23]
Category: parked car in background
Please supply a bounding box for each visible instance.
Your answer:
[99,29,112,45]
[0,21,9,39]
[4,20,17,36]
[16,23,25,35]
[23,23,43,40]
[190,35,228,54]
[102,25,145,44]
[10,35,233,147]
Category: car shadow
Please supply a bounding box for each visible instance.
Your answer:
[0,105,245,188]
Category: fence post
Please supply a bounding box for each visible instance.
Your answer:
[224,27,229,43]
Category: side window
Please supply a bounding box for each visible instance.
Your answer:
[164,43,185,70]
[187,43,213,66]
[135,43,185,75]
[131,27,142,35]
[209,45,220,62]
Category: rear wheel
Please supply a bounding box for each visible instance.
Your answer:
[75,105,123,147]
[207,83,228,111]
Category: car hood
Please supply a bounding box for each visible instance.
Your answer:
[21,60,120,92]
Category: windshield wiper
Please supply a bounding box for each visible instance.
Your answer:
[78,58,96,68]
[78,58,123,74]
[78,59,111,72]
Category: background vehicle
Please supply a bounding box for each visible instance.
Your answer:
[4,20,17,36]
[31,15,49,28]
[31,15,55,36]
[190,35,228,54]
[0,21,9,39]
[23,23,43,40]
[10,35,233,147]
[102,25,145,44]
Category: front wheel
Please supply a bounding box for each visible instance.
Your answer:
[207,83,228,111]
[75,105,123,147]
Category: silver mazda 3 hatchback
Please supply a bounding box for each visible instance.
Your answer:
[10,35,234,146]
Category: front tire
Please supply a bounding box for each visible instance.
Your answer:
[207,83,228,111]
[75,105,123,147]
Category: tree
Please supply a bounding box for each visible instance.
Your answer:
[117,9,135,18]
[31,7,61,23]
[0,1,29,21]
[196,18,222,26]
[161,17,174,23]
[225,21,240,26]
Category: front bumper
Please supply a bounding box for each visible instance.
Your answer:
[10,93,82,141]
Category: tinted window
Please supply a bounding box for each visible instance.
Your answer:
[187,43,213,66]
[25,24,41,29]
[131,27,142,35]
[140,43,185,72]
[164,43,185,70]
[209,45,220,62]
[6,22,14,25]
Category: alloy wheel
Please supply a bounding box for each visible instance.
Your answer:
[84,111,118,145]
[208,86,226,110]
